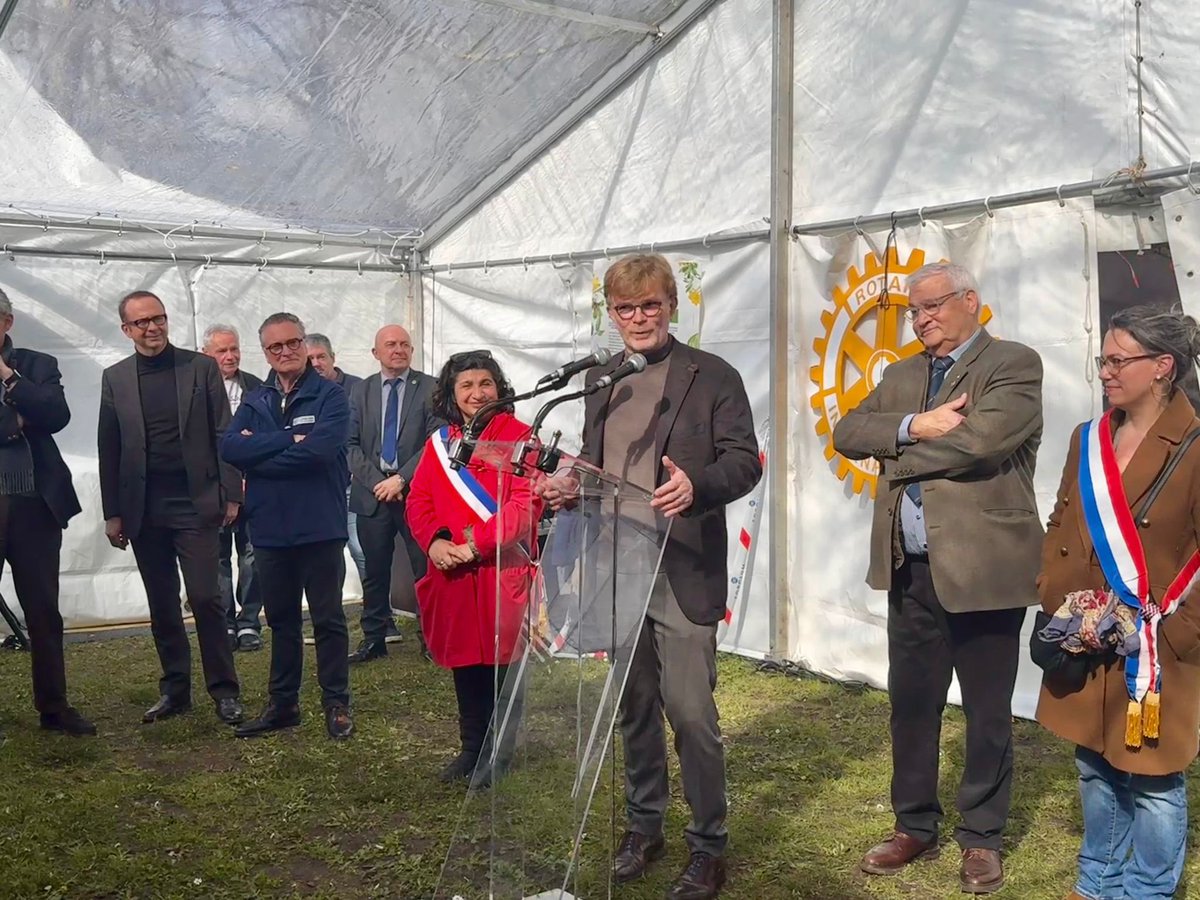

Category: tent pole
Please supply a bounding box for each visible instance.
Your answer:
[419,228,769,274]
[767,0,794,661]
[791,162,1199,236]
[0,244,407,273]
[416,0,728,252]
[0,209,418,254]
[0,0,21,41]
[410,247,428,370]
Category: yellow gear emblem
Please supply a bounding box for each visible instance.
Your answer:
[809,248,992,497]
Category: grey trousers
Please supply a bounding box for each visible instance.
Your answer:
[619,581,728,856]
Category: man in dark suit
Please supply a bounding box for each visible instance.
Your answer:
[0,290,94,736]
[832,262,1043,895]
[346,324,442,663]
[98,291,244,727]
[203,324,265,652]
[540,254,761,900]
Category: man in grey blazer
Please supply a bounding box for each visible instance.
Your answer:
[541,254,761,900]
[99,291,244,727]
[832,262,1043,895]
[346,324,443,663]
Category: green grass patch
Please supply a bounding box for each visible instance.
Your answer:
[0,624,1196,898]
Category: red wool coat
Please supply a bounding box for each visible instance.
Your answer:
[405,412,542,668]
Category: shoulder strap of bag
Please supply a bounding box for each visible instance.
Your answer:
[1135,426,1200,521]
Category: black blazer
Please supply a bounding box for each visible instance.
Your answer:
[580,341,762,625]
[2,342,81,529]
[98,346,242,540]
[347,369,443,516]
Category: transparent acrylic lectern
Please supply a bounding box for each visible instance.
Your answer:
[432,439,670,900]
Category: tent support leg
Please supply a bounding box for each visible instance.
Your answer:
[767,0,794,661]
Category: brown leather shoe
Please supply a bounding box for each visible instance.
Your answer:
[666,851,726,899]
[960,848,1004,894]
[859,832,939,875]
[612,830,665,883]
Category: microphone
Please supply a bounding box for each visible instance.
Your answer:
[585,353,647,394]
[538,349,613,385]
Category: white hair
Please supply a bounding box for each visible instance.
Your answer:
[906,262,980,300]
[202,323,240,348]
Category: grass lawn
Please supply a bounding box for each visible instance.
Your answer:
[0,623,1197,899]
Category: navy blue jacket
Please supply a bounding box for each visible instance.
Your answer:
[219,364,349,548]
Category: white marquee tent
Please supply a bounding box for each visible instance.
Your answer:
[1,0,1198,717]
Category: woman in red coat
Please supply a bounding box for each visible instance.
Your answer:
[405,349,541,783]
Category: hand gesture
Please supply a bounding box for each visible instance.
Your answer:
[651,456,694,518]
[910,393,968,441]
[536,473,580,511]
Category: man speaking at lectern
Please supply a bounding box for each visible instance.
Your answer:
[540,254,760,899]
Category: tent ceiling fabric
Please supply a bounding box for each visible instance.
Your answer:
[0,0,683,232]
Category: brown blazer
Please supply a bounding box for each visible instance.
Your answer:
[98,347,242,540]
[1036,392,1200,775]
[831,329,1044,612]
[579,340,762,625]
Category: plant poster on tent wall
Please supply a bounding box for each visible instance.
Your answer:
[591,257,703,353]
[808,247,993,498]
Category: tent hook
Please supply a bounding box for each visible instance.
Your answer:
[258,257,269,271]
[521,256,528,271]
[203,255,212,269]
[357,261,363,276]
[602,247,610,259]
[917,207,926,227]
[1056,184,1066,207]
[98,250,106,265]
[702,232,711,248]
[984,196,995,218]
[483,259,489,275]
[853,215,864,236]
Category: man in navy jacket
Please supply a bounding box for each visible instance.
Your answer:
[220,312,353,740]
[0,290,94,736]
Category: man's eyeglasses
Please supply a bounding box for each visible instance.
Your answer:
[264,337,305,357]
[1094,354,1159,374]
[903,290,964,322]
[123,314,168,331]
[609,299,666,321]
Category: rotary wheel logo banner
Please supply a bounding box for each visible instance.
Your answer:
[809,247,992,498]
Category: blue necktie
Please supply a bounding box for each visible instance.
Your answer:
[381,378,400,468]
[904,356,954,507]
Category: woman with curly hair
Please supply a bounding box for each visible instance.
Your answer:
[405,350,541,783]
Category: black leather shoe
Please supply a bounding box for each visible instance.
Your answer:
[142,695,192,724]
[215,697,245,725]
[40,706,97,736]
[613,830,666,883]
[348,640,387,664]
[439,751,480,783]
[237,632,263,652]
[234,702,301,738]
[325,704,354,740]
[666,851,727,900]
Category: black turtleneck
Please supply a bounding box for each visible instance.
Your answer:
[136,344,187,491]
[637,336,676,366]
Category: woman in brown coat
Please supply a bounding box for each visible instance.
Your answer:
[1037,305,1200,900]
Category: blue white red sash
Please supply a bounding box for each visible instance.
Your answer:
[433,426,497,523]
[1078,411,1200,708]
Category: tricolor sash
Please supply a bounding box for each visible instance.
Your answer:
[433,426,498,523]
[1078,411,1200,746]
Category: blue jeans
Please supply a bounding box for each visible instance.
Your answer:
[219,518,262,635]
[1074,746,1187,899]
[345,489,367,589]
